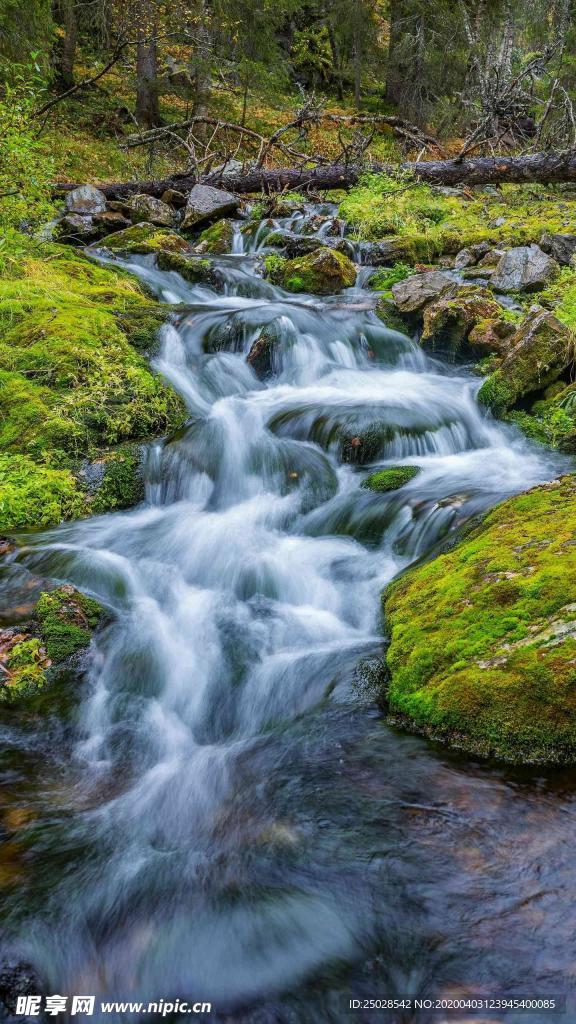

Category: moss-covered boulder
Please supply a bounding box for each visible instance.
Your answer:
[79,444,145,515]
[127,195,175,228]
[478,307,574,416]
[156,250,221,288]
[266,247,356,295]
[421,285,505,358]
[0,585,103,705]
[382,474,576,764]
[192,219,235,255]
[363,466,421,492]
[101,223,189,255]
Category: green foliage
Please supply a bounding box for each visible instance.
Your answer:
[362,466,421,493]
[0,454,85,531]
[90,445,144,514]
[383,475,576,763]
[368,263,412,293]
[0,60,54,231]
[340,177,576,262]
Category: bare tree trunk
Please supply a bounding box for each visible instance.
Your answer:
[327,23,344,101]
[53,0,78,90]
[191,0,211,116]
[135,2,160,128]
[385,1,405,106]
[353,27,362,108]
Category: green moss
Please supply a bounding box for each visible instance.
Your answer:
[368,263,412,294]
[363,466,421,492]
[194,219,234,254]
[36,587,102,663]
[0,454,86,531]
[90,444,144,514]
[383,474,576,764]
[264,253,287,279]
[156,251,214,284]
[266,247,356,295]
[0,236,186,530]
[103,223,189,255]
[340,176,576,263]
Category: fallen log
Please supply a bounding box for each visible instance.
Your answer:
[55,151,576,199]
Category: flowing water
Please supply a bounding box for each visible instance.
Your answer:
[1,206,575,1024]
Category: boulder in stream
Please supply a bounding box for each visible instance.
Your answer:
[192,219,235,255]
[391,270,453,314]
[266,246,356,295]
[0,586,103,706]
[127,194,176,227]
[421,285,506,358]
[100,222,190,255]
[181,184,239,231]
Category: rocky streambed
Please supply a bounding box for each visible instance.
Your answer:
[0,184,575,1020]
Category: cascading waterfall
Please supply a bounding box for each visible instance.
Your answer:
[0,205,573,1023]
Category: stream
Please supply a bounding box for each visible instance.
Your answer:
[1,205,575,1024]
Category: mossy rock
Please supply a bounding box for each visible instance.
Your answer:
[374,298,410,335]
[421,286,505,358]
[156,250,220,287]
[102,222,189,255]
[478,307,574,417]
[382,474,576,764]
[86,444,145,515]
[0,585,103,704]
[363,466,421,492]
[266,246,356,295]
[193,219,235,255]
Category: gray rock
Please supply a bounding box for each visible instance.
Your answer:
[93,210,131,233]
[391,271,453,314]
[491,244,560,293]
[128,194,175,227]
[540,232,576,266]
[65,184,107,216]
[454,241,492,270]
[356,238,412,266]
[181,184,239,231]
[58,213,99,242]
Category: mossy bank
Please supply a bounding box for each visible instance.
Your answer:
[0,235,186,531]
[381,475,576,765]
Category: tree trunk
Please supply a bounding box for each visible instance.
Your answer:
[327,23,344,101]
[135,3,160,129]
[56,152,576,199]
[385,1,405,106]
[53,0,78,90]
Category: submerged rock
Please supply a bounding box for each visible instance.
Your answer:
[490,244,560,293]
[478,307,574,416]
[382,474,576,764]
[266,247,356,295]
[362,466,421,493]
[0,586,103,705]
[391,271,453,314]
[181,184,239,231]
